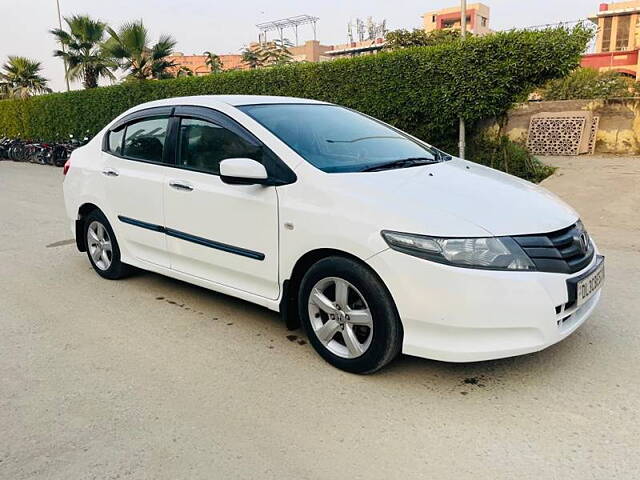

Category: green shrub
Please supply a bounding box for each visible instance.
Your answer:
[0,26,591,152]
[468,134,556,183]
[540,67,636,100]
[384,28,463,49]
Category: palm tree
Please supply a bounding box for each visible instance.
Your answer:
[203,51,223,73]
[241,39,293,69]
[102,21,177,80]
[0,56,51,99]
[241,47,262,69]
[50,15,117,88]
[264,38,293,66]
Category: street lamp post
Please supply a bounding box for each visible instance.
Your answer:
[56,0,70,92]
[458,0,467,159]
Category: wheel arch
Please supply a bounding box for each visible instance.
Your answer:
[280,248,399,331]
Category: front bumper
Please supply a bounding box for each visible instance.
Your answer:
[367,247,603,362]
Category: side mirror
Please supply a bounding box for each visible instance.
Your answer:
[219,158,269,185]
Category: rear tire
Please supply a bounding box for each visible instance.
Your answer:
[298,256,402,374]
[84,210,132,280]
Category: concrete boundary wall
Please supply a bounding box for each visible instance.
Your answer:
[502,99,640,155]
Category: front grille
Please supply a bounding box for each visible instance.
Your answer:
[512,222,594,274]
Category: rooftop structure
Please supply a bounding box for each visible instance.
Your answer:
[256,15,319,45]
[422,2,492,36]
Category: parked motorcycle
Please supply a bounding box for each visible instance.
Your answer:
[0,133,92,167]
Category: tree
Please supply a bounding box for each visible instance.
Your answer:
[384,28,463,49]
[539,68,636,100]
[50,14,117,89]
[203,51,223,73]
[241,47,262,69]
[0,56,51,99]
[241,39,294,69]
[175,66,193,77]
[263,38,293,66]
[103,21,177,80]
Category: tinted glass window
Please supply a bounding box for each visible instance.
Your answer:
[239,104,440,173]
[107,128,124,155]
[122,117,168,163]
[178,118,261,174]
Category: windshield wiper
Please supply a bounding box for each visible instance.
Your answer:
[326,135,403,144]
[362,157,438,172]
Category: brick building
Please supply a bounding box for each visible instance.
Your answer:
[166,53,245,76]
[422,2,492,36]
[581,1,640,79]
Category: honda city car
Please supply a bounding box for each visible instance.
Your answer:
[62,95,604,373]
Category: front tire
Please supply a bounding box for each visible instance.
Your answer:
[298,256,402,374]
[84,210,132,280]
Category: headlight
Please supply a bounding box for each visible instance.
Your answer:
[381,230,536,271]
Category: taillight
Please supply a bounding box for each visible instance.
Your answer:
[63,158,71,175]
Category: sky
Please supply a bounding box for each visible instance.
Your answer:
[1,0,595,92]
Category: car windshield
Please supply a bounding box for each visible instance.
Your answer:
[238,104,447,173]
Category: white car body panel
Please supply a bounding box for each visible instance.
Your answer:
[63,95,603,363]
[163,169,280,299]
[102,152,170,267]
[367,244,601,362]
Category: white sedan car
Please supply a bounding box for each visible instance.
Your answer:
[63,95,604,373]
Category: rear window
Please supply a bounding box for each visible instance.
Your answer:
[106,128,124,155]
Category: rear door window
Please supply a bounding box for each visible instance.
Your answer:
[122,117,169,163]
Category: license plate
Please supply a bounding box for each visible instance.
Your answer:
[576,261,605,306]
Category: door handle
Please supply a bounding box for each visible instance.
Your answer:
[169,181,194,192]
[101,168,119,177]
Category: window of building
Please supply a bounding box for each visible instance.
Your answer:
[122,117,169,163]
[432,15,436,23]
[616,15,631,51]
[443,15,470,29]
[177,118,262,175]
[601,16,613,52]
[481,16,488,27]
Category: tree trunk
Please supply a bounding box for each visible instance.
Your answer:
[83,69,98,89]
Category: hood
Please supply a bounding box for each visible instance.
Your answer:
[330,158,578,237]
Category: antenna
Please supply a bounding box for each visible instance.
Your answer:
[347,17,388,42]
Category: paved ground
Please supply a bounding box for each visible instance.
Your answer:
[1,156,639,480]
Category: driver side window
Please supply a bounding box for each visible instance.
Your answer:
[178,118,262,175]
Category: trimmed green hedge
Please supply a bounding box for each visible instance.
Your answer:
[0,26,590,148]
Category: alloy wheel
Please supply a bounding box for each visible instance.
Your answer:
[307,277,373,359]
[87,220,113,271]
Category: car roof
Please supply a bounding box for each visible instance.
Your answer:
[129,95,329,112]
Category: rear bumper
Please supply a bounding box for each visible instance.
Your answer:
[367,247,603,362]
